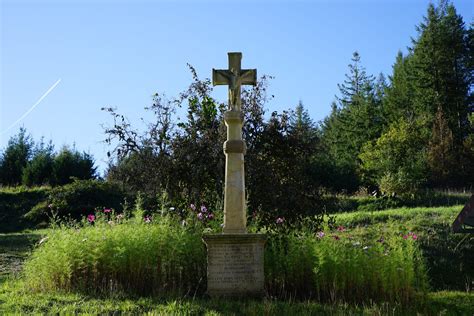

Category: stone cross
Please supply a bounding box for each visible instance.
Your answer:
[204,53,265,298]
[213,53,257,111]
[212,52,256,233]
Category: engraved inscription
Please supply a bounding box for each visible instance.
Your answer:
[207,242,264,292]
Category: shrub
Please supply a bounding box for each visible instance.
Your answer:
[25,179,127,222]
[51,147,96,186]
[0,186,50,232]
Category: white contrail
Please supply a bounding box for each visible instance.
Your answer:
[1,78,61,135]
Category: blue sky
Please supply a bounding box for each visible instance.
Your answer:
[1,0,473,173]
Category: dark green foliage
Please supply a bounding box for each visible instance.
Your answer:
[420,223,474,291]
[51,147,96,186]
[0,187,50,233]
[105,66,226,209]
[321,52,384,191]
[105,69,326,223]
[379,1,473,191]
[383,52,416,122]
[247,104,323,221]
[0,130,97,187]
[411,2,472,139]
[25,180,126,222]
[0,128,34,186]
[427,107,459,187]
[21,139,54,187]
[321,1,473,193]
[359,118,430,196]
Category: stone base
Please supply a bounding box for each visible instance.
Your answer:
[202,233,266,297]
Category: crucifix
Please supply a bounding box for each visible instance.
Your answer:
[204,52,265,298]
[213,52,257,233]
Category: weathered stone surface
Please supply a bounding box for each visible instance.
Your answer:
[223,140,246,154]
[206,53,265,298]
[202,234,266,297]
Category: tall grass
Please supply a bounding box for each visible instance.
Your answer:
[23,213,428,304]
[265,224,428,303]
[23,215,206,297]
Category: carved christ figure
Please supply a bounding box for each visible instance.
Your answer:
[213,53,257,111]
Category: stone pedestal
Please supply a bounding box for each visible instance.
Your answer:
[202,234,266,297]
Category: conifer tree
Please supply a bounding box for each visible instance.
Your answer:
[0,128,34,186]
[22,139,55,186]
[321,52,383,190]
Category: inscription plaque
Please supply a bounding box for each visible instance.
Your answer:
[202,234,266,297]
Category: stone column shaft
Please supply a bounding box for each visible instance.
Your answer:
[223,110,246,233]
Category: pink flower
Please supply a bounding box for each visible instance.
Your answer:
[190,204,196,211]
[317,231,325,238]
[208,213,214,220]
[276,217,285,224]
[144,216,152,223]
[412,234,418,240]
[201,205,208,213]
[87,214,95,223]
[197,212,203,220]
[337,225,345,232]
[332,235,340,240]
[104,208,112,213]
[403,235,408,240]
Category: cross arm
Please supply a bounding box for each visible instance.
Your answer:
[212,69,232,86]
[239,69,257,86]
[212,69,258,86]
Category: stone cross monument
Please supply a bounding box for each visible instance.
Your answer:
[202,52,266,297]
[213,52,256,233]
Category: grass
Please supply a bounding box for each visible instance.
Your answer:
[1,279,473,315]
[333,205,462,226]
[332,205,474,291]
[23,215,206,297]
[0,204,472,314]
[0,231,43,285]
[322,191,471,214]
[18,210,427,303]
[264,224,427,303]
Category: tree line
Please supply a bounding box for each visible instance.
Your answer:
[324,1,473,194]
[0,128,96,186]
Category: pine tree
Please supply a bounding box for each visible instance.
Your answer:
[22,139,55,186]
[384,52,417,123]
[411,1,472,142]
[380,1,473,190]
[0,128,34,186]
[321,52,383,190]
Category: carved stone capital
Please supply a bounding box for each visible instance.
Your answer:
[223,140,246,154]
